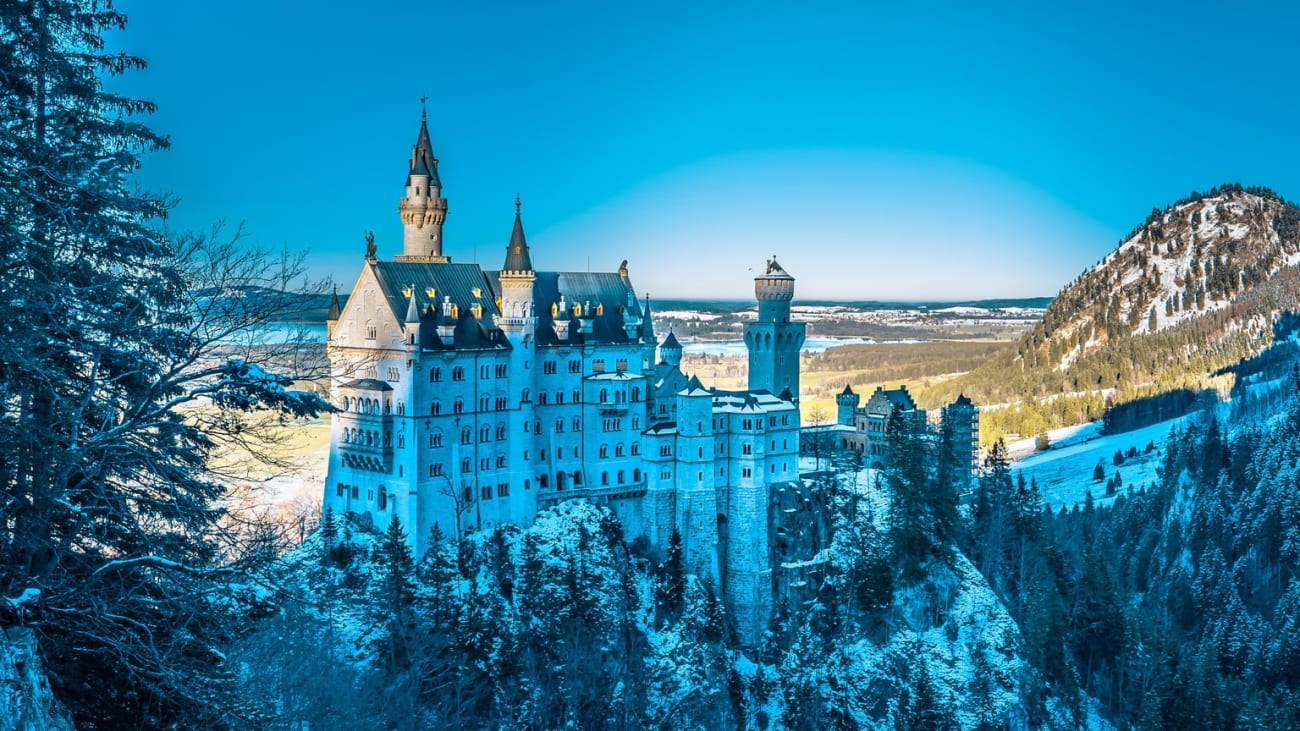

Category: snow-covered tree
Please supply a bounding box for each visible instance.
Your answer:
[0,3,329,726]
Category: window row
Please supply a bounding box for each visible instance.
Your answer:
[342,428,390,448]
[342,396,391,414]
[429,364,509,382]
[334,482,389,511]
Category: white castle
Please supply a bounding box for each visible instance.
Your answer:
[323,110,809,643]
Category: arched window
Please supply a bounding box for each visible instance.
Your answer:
[601,472,609,486]
[573,471,582,486]
[461,426,472,444]
[617,469,625,483]
[555,418,564,434]
[631,387,640,402]
[615,443,624,457]
[538,392,548,405]
[365,320,376,340]
[480,394,490,411]
[600,444,609,458]
[430,432,443,448]
[556,472,566,490]
[539,474,548,488]
[496,455,506,468]
[600,388,608,402]
[495,424,506,440]
[461,457,471,473]
[522,389,530,403]
[453,398,464,414]
[431,400,441,415]
[430,367,441,382]
[453,366,464,381]
[479,426,490,442]
[378,487,387,510]
[633,468,641,481]
[631,442,640,455]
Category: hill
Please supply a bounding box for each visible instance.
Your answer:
[915,183,1300,441]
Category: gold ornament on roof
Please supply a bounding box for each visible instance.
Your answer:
[425,287,436,298]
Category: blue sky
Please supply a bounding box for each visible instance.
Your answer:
[112,0,1300,300]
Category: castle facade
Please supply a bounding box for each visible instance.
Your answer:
[322,112,806,643]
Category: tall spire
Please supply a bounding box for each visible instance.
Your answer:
[408,110,441,188]
[327,284,341,321]
[397,102,449,261]
[502,194,533,273]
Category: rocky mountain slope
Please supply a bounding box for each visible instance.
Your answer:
[920,184,1300,439]
[1032,183,1300,370]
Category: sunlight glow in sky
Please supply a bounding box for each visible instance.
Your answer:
[112,0,1300,300]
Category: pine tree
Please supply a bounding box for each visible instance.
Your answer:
[656,527,686,623]
[0,4,328,727]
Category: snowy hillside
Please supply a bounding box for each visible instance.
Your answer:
[1036,184,1300,371]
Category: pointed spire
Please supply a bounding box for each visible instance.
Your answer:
[405,286,420,323]
[408,101,441,188]
[502,194,533,272]
[327,285,341,321]
[642,293,655,342]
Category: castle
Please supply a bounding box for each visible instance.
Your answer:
[829,384,980,489]
[322,111,808,643]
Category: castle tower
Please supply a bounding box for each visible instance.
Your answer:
[396,103,449,262]
[744,257,806,400]
[659,330,683,368]
[497,196,536,327]
[641,294,657,370]
[836,384,860,426]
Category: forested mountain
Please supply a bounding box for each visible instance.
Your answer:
[916,184,1300,440]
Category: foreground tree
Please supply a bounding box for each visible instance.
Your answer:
[0,3,328,727]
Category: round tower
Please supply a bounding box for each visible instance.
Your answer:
[659,330,683,368]
[754,258,796,323]
[397,103,450,261]
[744,257,806,400]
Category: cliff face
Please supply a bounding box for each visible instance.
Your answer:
[0,628,74,731]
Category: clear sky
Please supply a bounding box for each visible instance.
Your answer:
[111,0,1300,300]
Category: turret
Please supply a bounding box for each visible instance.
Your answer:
[326,285,342,341]
[497,196,538,339]
[754,256,795,323]
[403,286,421,350]
[396,103,450,261]
[744,256,806,400]
[836,383,860,426]
[641,294,657,370]
[660,330,683,368]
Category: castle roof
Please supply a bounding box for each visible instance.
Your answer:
[951,393,973,407]
[502,197,533,273]
[867,385,919,413]
[661,331,682,350]
[757,256,794,280]
[371,261,499,324]
[341,378,393,391]
[327,286,342,321]
[407,113,441,187]
[486,269,642,346]
[840,383,855,396]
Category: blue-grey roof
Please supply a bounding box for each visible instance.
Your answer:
[407,118,442,188]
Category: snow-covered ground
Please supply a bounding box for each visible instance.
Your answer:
[1010,416,1195,510]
